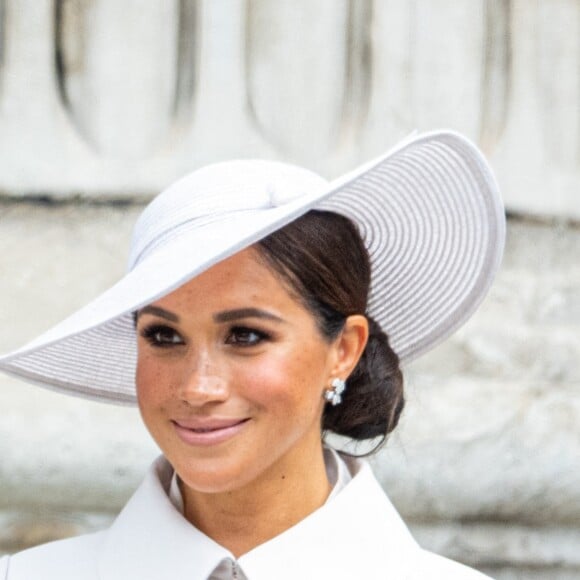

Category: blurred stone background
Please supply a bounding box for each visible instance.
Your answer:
[0,1,578,578]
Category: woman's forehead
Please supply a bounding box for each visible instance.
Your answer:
[148,247,300,313]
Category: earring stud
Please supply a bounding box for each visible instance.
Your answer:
[324,377,346,406]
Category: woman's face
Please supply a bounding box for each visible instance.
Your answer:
[135,247,354,495]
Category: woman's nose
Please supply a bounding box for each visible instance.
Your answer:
[177,350,229,405]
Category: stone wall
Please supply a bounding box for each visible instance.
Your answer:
[0,1,578,218]
[0,1,579,578]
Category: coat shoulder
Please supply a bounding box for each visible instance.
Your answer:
[412,549,493,580]
[6,531,105,580]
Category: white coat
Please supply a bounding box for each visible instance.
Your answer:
[0,455,492,579]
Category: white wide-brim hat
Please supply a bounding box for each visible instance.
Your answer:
[0,131,505,405]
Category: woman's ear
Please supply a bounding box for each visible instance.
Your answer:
[331,315,369,379]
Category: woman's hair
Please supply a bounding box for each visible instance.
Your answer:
[256,210,404,453]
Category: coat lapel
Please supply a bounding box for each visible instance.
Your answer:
[239,456,418,579]
[97,455,419,580]
[97,456,233,580]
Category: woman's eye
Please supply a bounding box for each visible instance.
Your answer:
[226,327,269,347]
[140,325,184,347]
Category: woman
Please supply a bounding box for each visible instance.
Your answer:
[0,131,504,579]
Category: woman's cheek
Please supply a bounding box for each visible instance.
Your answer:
[136,358,175,406]
[239,356,322,422]
[235,358,293,405]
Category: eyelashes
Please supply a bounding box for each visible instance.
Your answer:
[139,323,272,349]
[140,324,184,348]
[225,326,271,346]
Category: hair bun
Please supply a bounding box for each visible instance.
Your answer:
[323,315,405,447]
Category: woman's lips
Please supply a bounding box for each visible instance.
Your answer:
[171,418,250,446]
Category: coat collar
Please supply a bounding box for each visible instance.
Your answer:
[98,454,419,580]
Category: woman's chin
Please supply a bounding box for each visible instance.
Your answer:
[176,463,257,495]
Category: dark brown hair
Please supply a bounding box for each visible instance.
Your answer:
[256,210,404,453]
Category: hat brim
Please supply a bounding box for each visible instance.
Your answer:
[0,131,505,404]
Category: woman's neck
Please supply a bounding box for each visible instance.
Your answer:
[179,440,331,558]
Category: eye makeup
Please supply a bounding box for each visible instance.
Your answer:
[140,324,184,348]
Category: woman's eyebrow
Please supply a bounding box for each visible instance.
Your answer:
[137,305,179,323]
[213,308,284,324]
